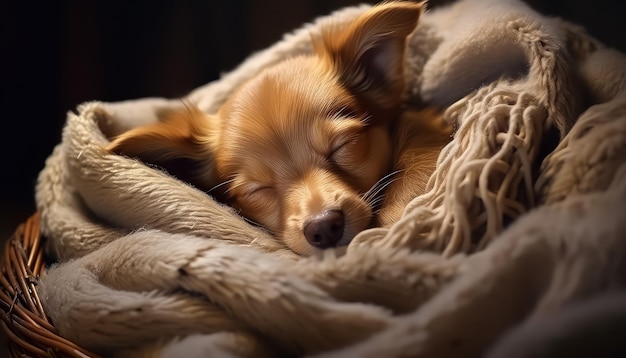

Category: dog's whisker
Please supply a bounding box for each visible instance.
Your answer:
[206,178,235,194]
[368,194,388,208]
[365,180,396,204]
[364,169,402,196]
[225,180,248,194]
[362,170,402,203]
[241,216,274,234]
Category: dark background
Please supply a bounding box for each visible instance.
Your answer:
[1,0,624,240]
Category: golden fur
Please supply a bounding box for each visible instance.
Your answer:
[108,1,451,255]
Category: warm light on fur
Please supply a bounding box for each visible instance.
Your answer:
[107,1,451,256]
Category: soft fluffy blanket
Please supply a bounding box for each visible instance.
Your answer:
[36,0,626,356]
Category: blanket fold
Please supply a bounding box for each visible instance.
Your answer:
[35,0,626,356]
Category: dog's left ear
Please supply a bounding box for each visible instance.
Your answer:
[316,1,424,112]
[106,105,220,188]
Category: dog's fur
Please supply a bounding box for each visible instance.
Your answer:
[107,1,451,256]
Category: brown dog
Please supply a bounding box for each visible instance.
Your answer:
[108,1,451,255]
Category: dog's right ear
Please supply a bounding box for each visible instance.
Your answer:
[315,1,424,113]
[106,105,220,189]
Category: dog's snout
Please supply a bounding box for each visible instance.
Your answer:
[304,210,345,249]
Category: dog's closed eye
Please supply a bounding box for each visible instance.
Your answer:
[231,182,279,226]
[244,184,275,198]
[328,131,362,161]
[325,118,367,164]
[233,182,275,200]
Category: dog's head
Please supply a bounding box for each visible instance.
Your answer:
[108,2,424,255]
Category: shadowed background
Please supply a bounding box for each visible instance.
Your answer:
[1,0,624,242]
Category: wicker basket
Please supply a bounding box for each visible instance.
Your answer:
[0,213,98,357]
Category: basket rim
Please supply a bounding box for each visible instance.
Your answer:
[1,212,99,358]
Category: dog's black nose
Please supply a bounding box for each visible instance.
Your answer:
[304,210,345,249]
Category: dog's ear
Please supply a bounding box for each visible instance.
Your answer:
[316,1,424,112]
[106,105,220,189]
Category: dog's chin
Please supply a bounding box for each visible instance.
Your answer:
[309,245,348,260]
[283,232,358,256]
[281,231,359,257]
[282,235,319,257]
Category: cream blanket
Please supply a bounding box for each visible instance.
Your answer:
[36,0,626,356]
